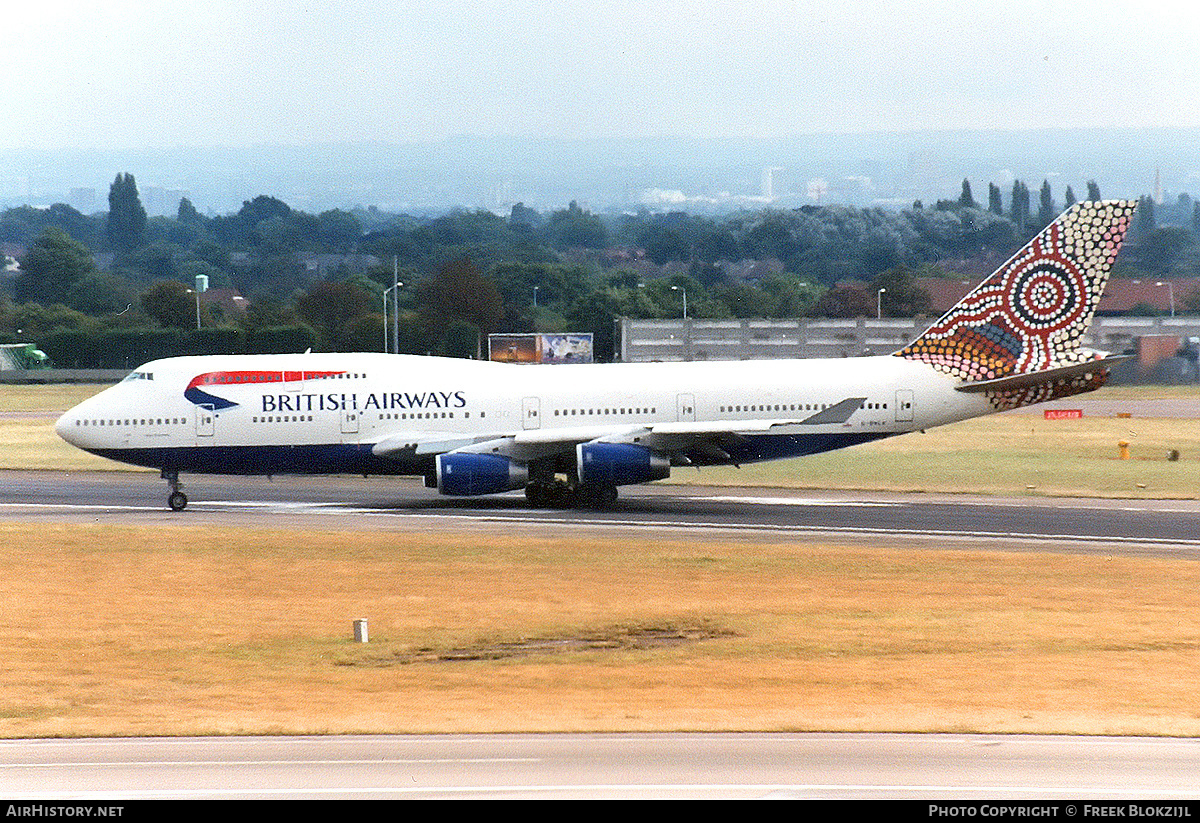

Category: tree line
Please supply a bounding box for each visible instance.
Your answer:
[2,173,1197,367]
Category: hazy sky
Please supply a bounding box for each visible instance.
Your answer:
[4,0,1199,150]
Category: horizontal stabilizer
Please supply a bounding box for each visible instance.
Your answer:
[954,355,1132,394]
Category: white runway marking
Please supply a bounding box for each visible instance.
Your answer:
[5,498,1200,550]
[1,758,540,768]
[11,782,1200,800]
[695,495,899,506]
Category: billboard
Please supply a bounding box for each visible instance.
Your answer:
[488,333,594,364]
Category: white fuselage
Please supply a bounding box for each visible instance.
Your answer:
[56,352,988,479]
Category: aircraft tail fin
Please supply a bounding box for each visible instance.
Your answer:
[896,200,1136,406]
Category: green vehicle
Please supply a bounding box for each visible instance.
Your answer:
[0,343,51,370]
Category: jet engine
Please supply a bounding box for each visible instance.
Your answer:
[576,442,670,487]
[436,452,529,496]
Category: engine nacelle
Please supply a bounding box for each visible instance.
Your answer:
[576,442,670,487]
[436,452,529,496]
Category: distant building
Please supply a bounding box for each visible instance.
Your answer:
[1097,278,1198,315]
[300,253,382,279]
[1,242,26,271]
[619,315,1200,370]
[68,188,95,214]
[199,288,249,318]
[914,276,1198,316]
[140,186,189,217]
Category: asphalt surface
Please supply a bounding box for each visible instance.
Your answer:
[3,469,1200,558]
[4,733,1200,800]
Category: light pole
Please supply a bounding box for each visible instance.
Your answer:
[671,285,688,319]
[1156,281,1175,317]
[186,289,201,330]
[382,282,403,353]
[877,287,887,319]
[192,274,208,330]
[391,258,400,354]
[381,290,390,353]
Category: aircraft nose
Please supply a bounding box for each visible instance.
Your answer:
[55,408,81,446]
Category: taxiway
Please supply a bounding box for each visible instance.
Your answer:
[4,733,1200,800]
[2,469,1199,557]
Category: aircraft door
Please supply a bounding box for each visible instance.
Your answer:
[676,393,695,422]
[196,404,215,437]
[340,407,360,434]
[895,390,914,422]
[522,397,541,430]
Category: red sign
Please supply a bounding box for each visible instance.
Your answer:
[1044,409,1083,420]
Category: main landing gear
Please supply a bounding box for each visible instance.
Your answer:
[162,469,188,511]
[525,480,618,510]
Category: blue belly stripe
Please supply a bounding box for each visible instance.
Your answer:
[87,444,421,476]
[86,431,893,477]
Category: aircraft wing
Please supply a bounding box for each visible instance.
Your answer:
[371,430,492,458]
[370,397,868,464]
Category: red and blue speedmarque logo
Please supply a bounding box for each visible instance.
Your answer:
[184,370,345,410]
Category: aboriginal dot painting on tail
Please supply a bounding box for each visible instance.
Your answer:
[896,201,1136,408]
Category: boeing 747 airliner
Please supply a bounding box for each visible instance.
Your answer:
[56,201,1137,510]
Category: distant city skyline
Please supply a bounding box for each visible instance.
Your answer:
[2,128,1197,218]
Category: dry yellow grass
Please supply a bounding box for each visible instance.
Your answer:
[0,383,111,413]
[4,521,1200,738]
[681,413,1200,498]
[0,384,130,472]
[0,417,136,473]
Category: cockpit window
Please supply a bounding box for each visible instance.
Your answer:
[123,371,154,381]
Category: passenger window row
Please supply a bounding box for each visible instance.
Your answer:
[76,418,184,427]
[554,407,657,417]
[720,403,823,413]
[377,412,457,420]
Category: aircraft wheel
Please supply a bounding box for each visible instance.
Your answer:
[547,483,577,509]
[525,482,550,508]
[596,484,618,508]
[527,481,590,509]
[168,490,188,512]
[577,483,618,509]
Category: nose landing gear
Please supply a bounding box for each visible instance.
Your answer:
[162,469,188,511]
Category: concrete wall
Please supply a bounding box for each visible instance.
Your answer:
[619,316,1200,363]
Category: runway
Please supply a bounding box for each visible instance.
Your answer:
[6,470,1200,800]
[4,733,1200,800]
[3,469,1200,557]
